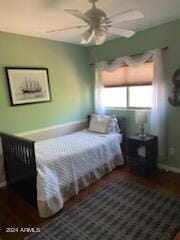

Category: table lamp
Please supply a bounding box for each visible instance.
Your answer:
[135,110,148,137]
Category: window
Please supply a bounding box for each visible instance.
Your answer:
[102,62,153,108]
[128,85,152,108]
[102,87,127,108]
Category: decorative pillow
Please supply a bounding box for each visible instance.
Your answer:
[111,116,121,133]
[88,114,112,134]
[88,114,121,134]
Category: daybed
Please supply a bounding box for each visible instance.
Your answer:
[0,116,126,217]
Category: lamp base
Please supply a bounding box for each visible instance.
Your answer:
[138,133,146,138]
[89,0,98,3]
[138,124,146,138]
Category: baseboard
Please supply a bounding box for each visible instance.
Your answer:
[0,181,6,188]
[158,163,180,174]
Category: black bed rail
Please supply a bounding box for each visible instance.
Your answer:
[0,132,37,207]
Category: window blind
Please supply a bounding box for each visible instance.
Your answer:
[102,62,153,87]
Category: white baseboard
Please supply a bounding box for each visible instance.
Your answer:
[158,163,180,174]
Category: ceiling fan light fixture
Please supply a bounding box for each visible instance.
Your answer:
[48,0,144,46]
[95,28,107,45]
[80,29,94,44]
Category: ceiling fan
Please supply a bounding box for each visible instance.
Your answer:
[47,0,144,45]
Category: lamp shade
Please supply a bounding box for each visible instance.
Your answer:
[80,29,94,44]
[95,29,107,45]
[135,110,148,124]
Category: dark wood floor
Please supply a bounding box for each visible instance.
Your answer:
[0,166,180,240]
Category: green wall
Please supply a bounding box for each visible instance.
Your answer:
[89,20,180,169]
[0,32,93,133]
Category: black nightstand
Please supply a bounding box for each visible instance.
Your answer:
[127,135,158,177]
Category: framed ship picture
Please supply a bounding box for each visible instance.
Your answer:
[5,67,51,106]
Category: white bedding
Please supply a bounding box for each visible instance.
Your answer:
[35,130,124,218]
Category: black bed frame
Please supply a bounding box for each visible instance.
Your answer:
[0,133,37,207]
[0,116,127,208]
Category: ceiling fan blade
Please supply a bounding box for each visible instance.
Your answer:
[46,25,87,33]
[109,9,144,24]
[108,26,135,38]
[64,9,91,23]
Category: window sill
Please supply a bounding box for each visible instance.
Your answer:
[105,107,151,111]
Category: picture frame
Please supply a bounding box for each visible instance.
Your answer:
[5,67,51,106]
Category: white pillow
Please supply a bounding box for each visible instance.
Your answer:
[111,116,121,133]
[89,114,113,134]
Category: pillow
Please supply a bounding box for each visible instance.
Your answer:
[88,114,121,134]
[88,114,113,134]
[111,116,121,133]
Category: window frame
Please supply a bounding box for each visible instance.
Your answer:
[104,83,152,110]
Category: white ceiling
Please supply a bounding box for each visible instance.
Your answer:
[0,0,180,45]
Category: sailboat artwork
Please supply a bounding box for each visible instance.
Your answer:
[20,79,42,94]
[17,78,45,100]
[6,67,51,106]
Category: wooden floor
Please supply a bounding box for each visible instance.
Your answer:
[0,166,180,240]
